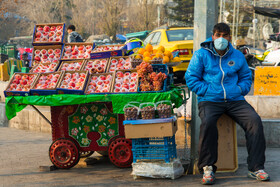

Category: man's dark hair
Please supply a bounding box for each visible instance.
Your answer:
[212,23,230,35]
[67,25,76,31]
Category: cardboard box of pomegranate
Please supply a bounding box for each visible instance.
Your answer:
[61,43,93,60]
[4,73,39,97]
[90,44,127,59]
[85,72,114,94]
[31,45,63,67]
[106,56,132,73]
[56,71,89,95]
[32,23,65,46]
[57,60,86,71]
[30,71,64,96]
[82,58,109,74]
[111,69,139,93]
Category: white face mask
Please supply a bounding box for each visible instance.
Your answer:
[214,37,228,51]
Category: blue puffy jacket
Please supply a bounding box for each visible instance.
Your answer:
[185,37,252,103]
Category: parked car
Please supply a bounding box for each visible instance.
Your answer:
[143,26,193,83]
[126,31,151,41]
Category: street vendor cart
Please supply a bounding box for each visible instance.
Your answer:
[4,22,187,170]
[5,89,184,169]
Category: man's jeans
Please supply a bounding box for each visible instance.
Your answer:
[197,100,266,173]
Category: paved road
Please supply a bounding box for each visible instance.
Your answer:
[0,127,279,187]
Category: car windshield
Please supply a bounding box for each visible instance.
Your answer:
[166,29,193,42]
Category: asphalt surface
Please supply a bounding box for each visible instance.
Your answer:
[0,127,279,187]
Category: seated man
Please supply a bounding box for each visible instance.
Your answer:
[185,22,270,185]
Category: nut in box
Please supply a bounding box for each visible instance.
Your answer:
[140,102,156,120]
[149,57,163,64]
[156,100,172,118]
[123,102,140,120]
[130,54,143,68]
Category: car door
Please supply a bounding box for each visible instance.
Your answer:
[149,32,161,49]
[143,33,155,46]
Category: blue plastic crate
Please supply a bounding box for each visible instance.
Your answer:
[151,64,168,74]
[138,64,169,93]
[131,135,177,163]
[167,74,173,87]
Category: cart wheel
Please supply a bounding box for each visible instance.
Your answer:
[80,151,94,158]
[108,136,133,168]
[49,138,80,169]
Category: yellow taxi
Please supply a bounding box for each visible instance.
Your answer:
[143,26,193,83]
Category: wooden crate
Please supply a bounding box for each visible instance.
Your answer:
[82,58,109,74]
[84,72,114,94]
[106,56,132,73]
[111,69,138,93]
[180,114,238,173]
[61,43,93,60]
[30,71,64,96]
[31,45,63,67]
[4,73,39,97]
[57,60,86,71]
[32,23,65,45]
[56,70,89,95]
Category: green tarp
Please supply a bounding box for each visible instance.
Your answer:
[5,88,184,120]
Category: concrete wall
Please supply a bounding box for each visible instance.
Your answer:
[1,81,9,127]
[237,119,280,148]
[246,95,280,119]
[237,96,280,147]
[1,80,51,133]
[8,105,52,133]
[0,81,8,102]
[0,103,8,127]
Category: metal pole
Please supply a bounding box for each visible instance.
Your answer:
[157,5,160,27]
[232,0,236,45]
[235,0,240,43]
[30,105,52,126]
[190,0,218,174]
[253,0,256,48]
[222,0,226,22]
[219,0,222,22]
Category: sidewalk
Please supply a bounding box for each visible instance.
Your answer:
[0,127,279,187]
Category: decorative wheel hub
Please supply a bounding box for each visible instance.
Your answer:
[49,138,80,169]
[108,137,132,168]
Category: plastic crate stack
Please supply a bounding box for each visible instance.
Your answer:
[123,116,178,163]
[131,135,177,163]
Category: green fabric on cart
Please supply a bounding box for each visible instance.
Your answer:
[5,88,184,120]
